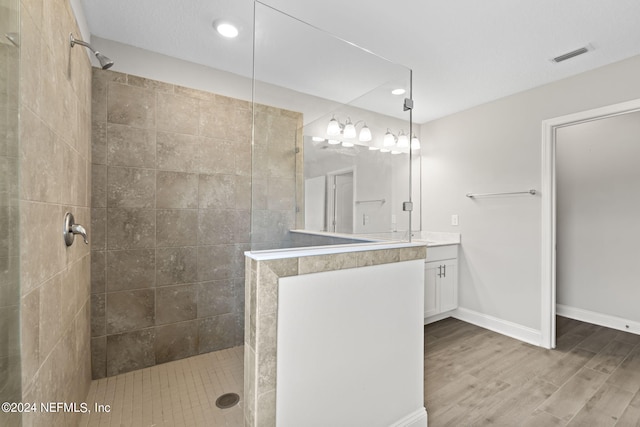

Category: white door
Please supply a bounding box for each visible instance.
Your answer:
[333,172,353,233]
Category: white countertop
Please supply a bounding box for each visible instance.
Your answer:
[289,229,461,247]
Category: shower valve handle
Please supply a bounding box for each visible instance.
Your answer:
[64,212,88,246]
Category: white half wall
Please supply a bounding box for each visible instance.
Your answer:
[277,260,426,427]
[420,54,640,333]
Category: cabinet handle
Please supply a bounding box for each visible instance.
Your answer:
[442,264,446,277]
[437,265,442,278]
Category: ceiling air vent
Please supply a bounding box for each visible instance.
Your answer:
[552,46,590,63]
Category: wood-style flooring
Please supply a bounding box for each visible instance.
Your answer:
[424,316,640,426]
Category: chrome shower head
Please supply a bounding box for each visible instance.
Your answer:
[70,33,114,70]
[95,52,114,70]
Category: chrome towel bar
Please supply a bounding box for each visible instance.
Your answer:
[355,199,386,204]
[466,189,536,198]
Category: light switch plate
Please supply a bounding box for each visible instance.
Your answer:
[451,214,459,226]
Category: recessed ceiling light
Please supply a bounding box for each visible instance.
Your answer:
[214,21,239,38]
[391,88,406,95]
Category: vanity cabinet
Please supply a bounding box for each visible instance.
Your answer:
[424,245,458,320]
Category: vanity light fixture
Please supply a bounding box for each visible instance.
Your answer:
[411,134,421,150]
[214,20,239,38]
[396,130,409,148]
[343,118,357,139]
[326,116,372,143]
[383,129,396,147]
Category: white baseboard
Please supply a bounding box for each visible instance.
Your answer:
[424,311,454,325]
[452,307,542,347]
[557,304,640,336]
[389,408,428,427]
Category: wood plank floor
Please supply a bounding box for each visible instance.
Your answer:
[425,316,640,426]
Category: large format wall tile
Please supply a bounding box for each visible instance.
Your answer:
[106,249,156,291]
[107,124,156,168]
[106,208,156,249]
[156,246,197,286]
[107,167,155,208]
[155,284,197,325]
[106,329,155,376]
[107,83,156,128]
[18,1,93,420]
[156,171,198,209]
[106,289,155,334]
[91,69,300,378]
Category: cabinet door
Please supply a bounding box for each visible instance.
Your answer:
[439,260,458,312]
[424,262,439,318]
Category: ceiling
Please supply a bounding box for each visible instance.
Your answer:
[82,0,640,123]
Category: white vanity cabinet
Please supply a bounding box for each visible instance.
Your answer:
[424,244,458,321]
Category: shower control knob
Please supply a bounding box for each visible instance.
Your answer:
[63,212,89,246]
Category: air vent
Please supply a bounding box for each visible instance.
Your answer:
[552,47,590,63]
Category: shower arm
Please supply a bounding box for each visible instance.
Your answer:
[70,33,95,53]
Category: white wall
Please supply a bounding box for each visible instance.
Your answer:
[277,260,426,427]
[556,110,640,322]
[420,54,640,333]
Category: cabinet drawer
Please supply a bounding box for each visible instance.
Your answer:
[425,244,458,262]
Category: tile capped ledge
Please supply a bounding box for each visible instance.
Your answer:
[244,242,427,427]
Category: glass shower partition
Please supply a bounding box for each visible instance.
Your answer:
[250,1,419,252]
[0,0,21,424]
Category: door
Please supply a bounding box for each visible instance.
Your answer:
[328,171,354,233]
[334,172,353,233]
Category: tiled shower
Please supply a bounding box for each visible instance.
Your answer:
[1,0,301,424]
[90,68,301,378]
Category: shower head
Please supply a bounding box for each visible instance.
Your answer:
[70,33,114,70]
[94,52,114,70]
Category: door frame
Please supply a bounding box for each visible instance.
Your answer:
[540,98,640,349]
[326,167,356,233]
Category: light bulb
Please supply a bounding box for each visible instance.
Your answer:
[411,134,421,150]
[343,118,356,139]
[215,22,239,38]
[327,117,341,136]
[383,129,395,147]
[397,131,409,148]
[359,124,372,142]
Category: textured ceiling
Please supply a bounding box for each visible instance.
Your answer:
[82,0,640,123]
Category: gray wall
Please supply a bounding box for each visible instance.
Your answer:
[420,54,640,332]
[556,110,640,322]
[90,69,301,378]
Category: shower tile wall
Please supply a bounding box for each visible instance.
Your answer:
[90,69,301,378]
[18,0,93,425]
[0,0,20,425]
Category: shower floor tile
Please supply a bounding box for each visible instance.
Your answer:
[79,346,244,427]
